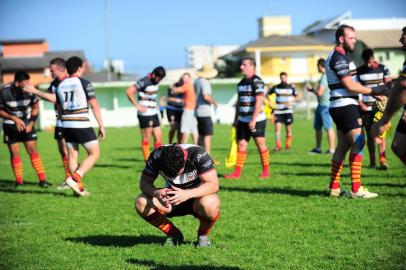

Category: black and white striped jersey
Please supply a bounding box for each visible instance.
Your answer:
[134,75,159,116]
[237,75,266,123]
[47,77,65,127]
[326,47,359,108]
[0,83,39,125]
[56,75,96,128]
[357,62,390,110]
[268,83,297,114]
[142,144,215,189]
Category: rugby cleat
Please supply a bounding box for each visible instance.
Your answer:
[351,186,378,199]
[164,232,184,247]
[308,148,322,154]
[330,188,350,198]
[38,181,53,188]
[66,177,82,194]
[196,235,211,247]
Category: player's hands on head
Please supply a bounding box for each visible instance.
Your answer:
[167,186,190,205]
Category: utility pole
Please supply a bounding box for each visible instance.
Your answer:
[104,0,111,81]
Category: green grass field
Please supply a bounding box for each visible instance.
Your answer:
[1,115,405,270]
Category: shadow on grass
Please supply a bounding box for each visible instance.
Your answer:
[66,234,164,247]
[0,179,37,188]
[114,158,145,162]
[94,163,133,169]
[0,188,70,197]
[221,186,327,197]
[366,182,406,188]
[126,259,242,270]
[271,161,332,168]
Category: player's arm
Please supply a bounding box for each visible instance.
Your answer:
[170,83,188,95]
[380,78,406,124]
[203,94,218,107]
[140,173,172,210]
[0,109,25,131]
[23,84,57,103]
[24,101,39,133]
[88,98,106,140]
[167,169,219,205]
[126,85,146,112]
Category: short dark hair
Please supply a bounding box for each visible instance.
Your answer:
[361,48,374,62]
[152,66,166,79]
[50,57,66,68]
[159,144,185,178]
[280,72,287,77]
[317,58,326,68]
[14,71,30,82]
[402,26,406,33]
[66,56,83,75]
[242,57,256,67]
[335,24,355,43]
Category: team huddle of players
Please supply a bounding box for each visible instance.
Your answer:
[1,26,405,247]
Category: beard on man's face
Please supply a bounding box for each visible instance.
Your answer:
[343,42,354,54]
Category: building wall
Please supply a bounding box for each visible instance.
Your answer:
[3,42,49,57]
[2,70,51,85]
[374,49,405,76]
[258,16,292,38]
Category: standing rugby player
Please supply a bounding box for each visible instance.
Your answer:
[326,25,388,198]
[126,67,166,161]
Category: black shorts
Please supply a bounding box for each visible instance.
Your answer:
[361,110,375,131]
[329,105,363,134]
[166,198,196,218]
[274,113,294,125]
[137,114,160,129]
[396,111,406,134]
[62,127,97,144]
[54,126,64,140]
[166,109,183,124]
[3,123,37,144]
[236,120,266,142]
[197,116,213,136]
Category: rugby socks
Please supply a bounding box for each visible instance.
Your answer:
[275,133,282,151]
[29,152,46,182]
[11,156,23,184]
[329,159,344,190]
[286,135,292,150]
[72,170,84,191]
[379,151,386,165]
[198,211,220,236]
[141,140,150,161]
[259,149,270,178]
[349,153,362,193]
[224,151,246,178]
[154,141,162,149]
[143,211,182,237]
[61,155,71,179]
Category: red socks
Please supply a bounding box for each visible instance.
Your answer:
[329,160,344,189]
[224,151,246,179]
[29,152,46,182]
[143,211,182,237]
[141,140,150,161]
[11,156,23,184]
[198,211,220,236]
[349,153,362,193]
